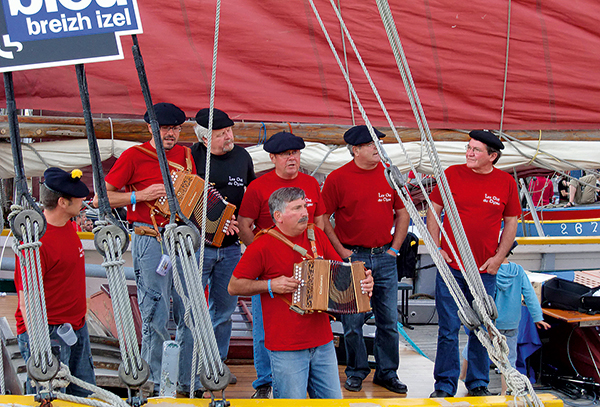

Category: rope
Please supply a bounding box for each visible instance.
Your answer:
[527,130,543,165]
[309,0,541,403]
[94,222,144,379]
[310,145,339,177]
[51,363,129,407]
[75,64,147,392]
[0,339,4,396]
[8,206,53,376]
[165,225,226,395]
[310,0,475,322]
[499,0,512,133]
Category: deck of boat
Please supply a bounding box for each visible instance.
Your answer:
[0,293,562,405]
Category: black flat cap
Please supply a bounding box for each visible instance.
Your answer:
[344,125,385,146]
[195,108,235,130]
[43,167,89,198]
[508,240,519,256]
[263,131,305,154]
[144,103,186,126]
[469,130,504,150]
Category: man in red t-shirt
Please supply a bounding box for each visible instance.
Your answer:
[321,125,410,395]
[102,103,198,396]
[427,130,521,398]
[237,131,325,398]
[15,167,95,396]
[229,187,373,399]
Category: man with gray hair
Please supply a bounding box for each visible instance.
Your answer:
[191,108,255,379]
[229,187,373,399]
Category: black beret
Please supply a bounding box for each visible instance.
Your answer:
[263,132,305,154]
[195,108,235,130]
[143,103,186,126]
[43,167,89,198]
[469,130,504,150]
[343,125,385,146]
[508,240,518,256]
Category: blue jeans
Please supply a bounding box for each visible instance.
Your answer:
[341,250,399,381]
[252,294,272,389]
[200,243,241,361]
[269,341,342,399]
[18,322,95,396]
[433,267,496,395]
[132,226,198,393]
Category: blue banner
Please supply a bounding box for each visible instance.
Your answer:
[3,0,140,42]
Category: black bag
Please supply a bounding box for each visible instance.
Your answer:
[397,232,419,280]
[542,277,600,314]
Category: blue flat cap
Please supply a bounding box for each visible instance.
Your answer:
[344,125,385,146]
[144,103,186,126]
[264,131,305,154]
[469,130,504,150]
[195,108,234,130]
[43,167,89,198]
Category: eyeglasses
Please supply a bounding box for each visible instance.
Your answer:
[465,144,485,154]
[160,126,182,133]
[277,150,301,157]
[360,141,376,148]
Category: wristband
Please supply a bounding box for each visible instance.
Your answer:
[130,191,137,205]
[267,279,274,298]
[389,247,399,256]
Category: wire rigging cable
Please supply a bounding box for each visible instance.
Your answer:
[307,0,542,404]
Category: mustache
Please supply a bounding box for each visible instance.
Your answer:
[298,216,309,223]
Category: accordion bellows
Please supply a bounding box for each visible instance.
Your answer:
[293,259,371,314]
[156,171,236,247]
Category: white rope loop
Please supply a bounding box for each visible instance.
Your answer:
[8,206,53,375]
[164,225,225,396]
[92,221,145,384]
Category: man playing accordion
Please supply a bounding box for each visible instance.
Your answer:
[229,187,373,399]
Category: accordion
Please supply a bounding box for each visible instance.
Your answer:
[292,259,371,314]
[155,171,236,247]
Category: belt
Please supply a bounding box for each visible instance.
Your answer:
[133,223,165,238]
[343,243,391,255]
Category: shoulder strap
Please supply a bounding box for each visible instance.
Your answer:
[254,225,319,259]
[135,144,189,172]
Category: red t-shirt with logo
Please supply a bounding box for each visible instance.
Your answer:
[429,164,521,269]
[233,226,340,351]
[239,170,325,231]
[105,141,195,225]
[14,221,87,335]
[322,160,405,248]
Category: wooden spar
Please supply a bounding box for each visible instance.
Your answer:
[0,115,599,145]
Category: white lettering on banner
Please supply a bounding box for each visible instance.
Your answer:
[25,8,129,35]
[8,0,127,16]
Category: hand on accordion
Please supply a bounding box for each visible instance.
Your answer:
[271,275,301,294]
[224,214,239,236]
[360,269,374,297]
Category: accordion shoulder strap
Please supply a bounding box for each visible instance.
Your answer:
[255,224,319,259]
[134,144,194,173]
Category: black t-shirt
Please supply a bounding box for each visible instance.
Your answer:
[190,142,256,247]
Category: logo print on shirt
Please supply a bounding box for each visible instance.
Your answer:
[305,197,314,207]
[79,247,85,258]
[228,175,244,187]
[378,192,392,203]
[483,194,501,206]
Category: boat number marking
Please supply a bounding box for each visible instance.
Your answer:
[593,222,598,233]
[560,222,587,235]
